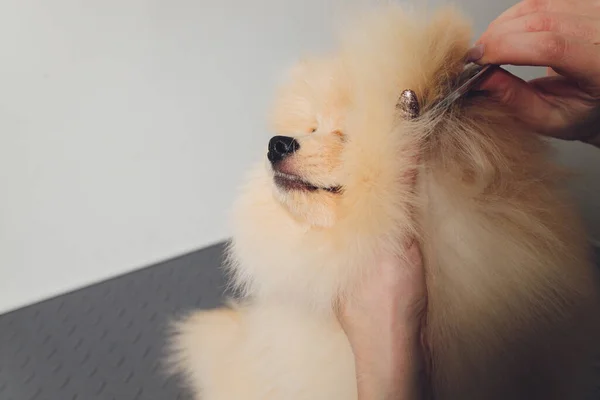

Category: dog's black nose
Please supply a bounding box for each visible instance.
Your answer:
[267,135,300,164]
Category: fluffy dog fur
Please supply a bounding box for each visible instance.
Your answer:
[168,5,600,399]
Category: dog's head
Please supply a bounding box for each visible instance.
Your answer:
[226,5,477,303]
[265,57,350,228]
[260,4,474,230]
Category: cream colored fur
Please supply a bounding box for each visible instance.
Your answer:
[168,5,600,399]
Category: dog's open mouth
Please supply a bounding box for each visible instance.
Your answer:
[273,172,342,194]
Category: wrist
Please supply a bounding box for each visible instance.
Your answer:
[353,330,424,400]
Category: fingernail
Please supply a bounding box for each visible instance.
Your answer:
[465,44,485,63]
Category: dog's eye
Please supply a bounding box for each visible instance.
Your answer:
[332,130,345,139]
[310,128,317,133]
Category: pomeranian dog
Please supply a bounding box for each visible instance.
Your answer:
[168,5,600,400]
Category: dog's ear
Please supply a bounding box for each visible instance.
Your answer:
[396,89,420,120]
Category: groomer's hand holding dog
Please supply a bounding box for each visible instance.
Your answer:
[339,3,600,399]
[470,0,600,148]
[339,242,427,400]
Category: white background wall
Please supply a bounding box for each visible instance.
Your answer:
[0,0,598,315]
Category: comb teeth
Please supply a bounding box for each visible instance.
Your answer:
[395,64,495,125]
[429,63,495,113]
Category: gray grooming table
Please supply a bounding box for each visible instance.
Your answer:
[0,243,227,400]
[0,243,598,400]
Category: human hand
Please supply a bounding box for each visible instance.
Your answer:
[467,0,600,147]
[338,242,427,400]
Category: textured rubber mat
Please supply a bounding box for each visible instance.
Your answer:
[0,243,598,400]
[0,242,228,400]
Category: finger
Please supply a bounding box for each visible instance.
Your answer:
[528,75,596,99]
[490,1,546,26]
[527,76,600,140]
[488,0,588,28]
[476,68,570,135]
[480,12,600,44]
[477,31,600,91]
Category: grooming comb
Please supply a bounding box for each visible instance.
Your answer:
[432,63,495,112]
[396,63,496,120]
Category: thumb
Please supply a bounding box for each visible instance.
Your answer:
[478,68,540,110]
[476,68,562,136]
